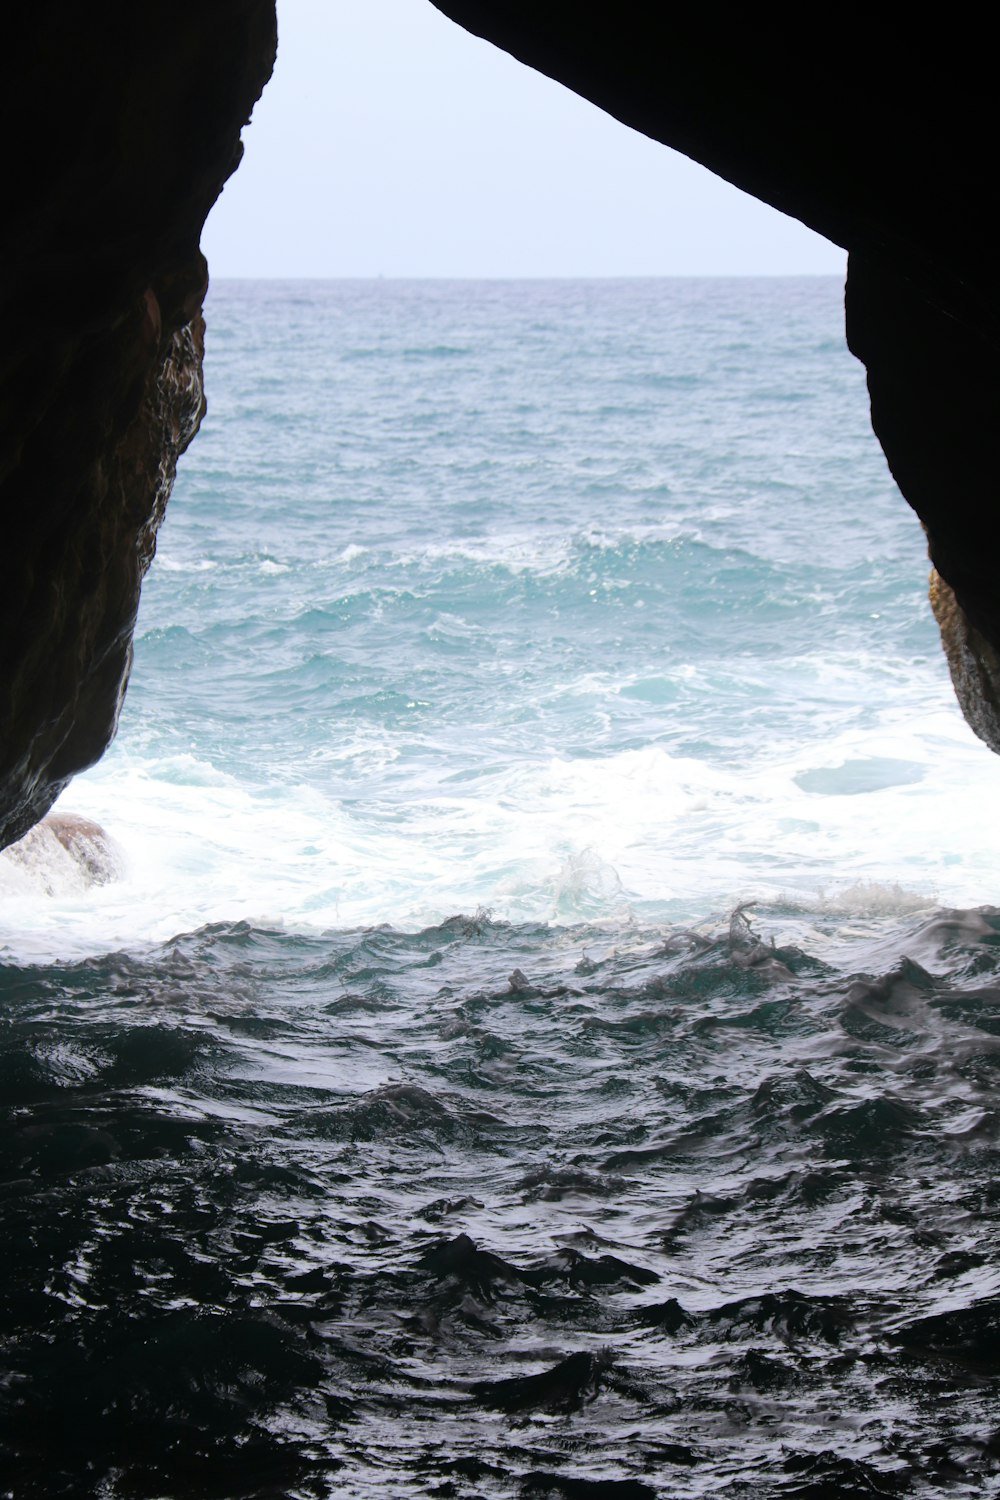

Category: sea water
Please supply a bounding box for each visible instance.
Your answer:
[3,280,1000,1497]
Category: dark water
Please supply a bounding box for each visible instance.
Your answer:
[4,904,1000,1498]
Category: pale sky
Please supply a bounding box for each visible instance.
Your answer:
[203,0,846,280]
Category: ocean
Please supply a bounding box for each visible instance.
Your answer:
[2,278,1000,1497]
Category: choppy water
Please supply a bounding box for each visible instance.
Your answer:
[3,280,1000,1497]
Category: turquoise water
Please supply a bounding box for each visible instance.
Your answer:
[3,280,1000,1497]
[6,278,999,947]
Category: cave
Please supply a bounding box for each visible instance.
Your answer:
[3,5,1000,1495]
[2,3,1000,851]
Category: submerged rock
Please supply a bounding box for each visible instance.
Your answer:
[1,813,125,894]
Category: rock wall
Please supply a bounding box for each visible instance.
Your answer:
[432,2,1000,752]
[0,2,276,848]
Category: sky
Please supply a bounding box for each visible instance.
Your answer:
[202,0,846,280]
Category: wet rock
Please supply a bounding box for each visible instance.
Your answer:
[1,813,125,893]
[0,4,276,849]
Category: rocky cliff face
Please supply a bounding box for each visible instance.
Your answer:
[432,2,1000,752]
[0,2,276,847]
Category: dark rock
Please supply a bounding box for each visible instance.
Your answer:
[1,812,124,891]
[0,3,276,848]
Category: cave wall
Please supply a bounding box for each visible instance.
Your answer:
[0,2,277,848]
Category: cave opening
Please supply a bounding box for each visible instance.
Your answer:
[5,0,992,947]
[3,7,1000,1496]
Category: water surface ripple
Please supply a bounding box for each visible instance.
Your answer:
[4,905,1000,1497]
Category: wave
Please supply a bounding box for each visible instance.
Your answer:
[4,712,998,962]
[3,903,1000,1494]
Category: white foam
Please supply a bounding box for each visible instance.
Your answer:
[336,543,368,564]
[156,557,219,573]
[4,693,999,964]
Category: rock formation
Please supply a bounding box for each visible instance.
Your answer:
[0,2,276,849]
[1,814,125,894]
[3,2,999,855]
